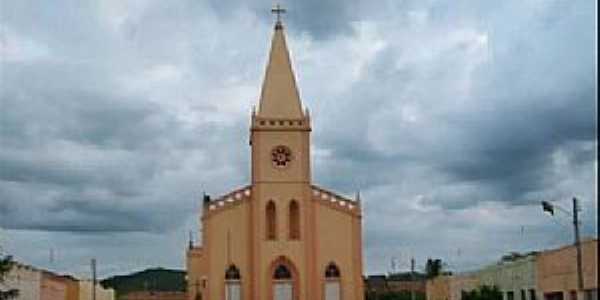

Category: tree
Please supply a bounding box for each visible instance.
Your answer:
[425,258,443,279]
[0,255,18,300]
[462,285,503,300]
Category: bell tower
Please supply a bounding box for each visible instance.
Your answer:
[248,12,318,300]
[250,16,311,184]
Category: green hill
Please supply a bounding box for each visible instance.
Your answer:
[100,268,186,297]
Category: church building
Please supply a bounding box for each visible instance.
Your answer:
[186,12,364,300]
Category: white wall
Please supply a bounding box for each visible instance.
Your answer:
[475,255,538,300]
[2,264,42,300]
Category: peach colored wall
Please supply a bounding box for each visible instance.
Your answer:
[537,239,598,295]
[250,129,311,184]
[188,186,364,300]
[41,272,67,300]
[253,183,309,300]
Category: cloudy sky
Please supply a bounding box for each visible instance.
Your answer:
[0,1,597,278]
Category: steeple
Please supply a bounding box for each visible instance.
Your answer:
[257,12,304,119]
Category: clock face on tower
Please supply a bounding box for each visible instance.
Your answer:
[271,145,293,168]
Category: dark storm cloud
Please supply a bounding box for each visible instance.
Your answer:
[206,0,374,39]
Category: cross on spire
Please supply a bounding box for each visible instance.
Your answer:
[271,3,286,27]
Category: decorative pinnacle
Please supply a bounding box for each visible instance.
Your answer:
[271,3,286,29]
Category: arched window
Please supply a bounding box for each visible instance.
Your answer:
[266,201,277,240]
[324,263,341,300]
[225,265,241,280]
[289,200,300,240]
[225,265,241,300]
[325,263,340,278]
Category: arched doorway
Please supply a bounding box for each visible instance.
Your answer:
[269,257,298,300]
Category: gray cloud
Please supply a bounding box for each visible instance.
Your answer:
[311,0,596,209]
[0,0,596,277]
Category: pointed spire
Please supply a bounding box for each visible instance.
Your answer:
[258,13,304,119]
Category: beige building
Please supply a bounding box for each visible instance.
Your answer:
[477,253,538,300]
[186,15,364,300]
[536,239,598,300]
[79,280,115,300]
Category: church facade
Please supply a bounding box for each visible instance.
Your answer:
[186,18,364,300]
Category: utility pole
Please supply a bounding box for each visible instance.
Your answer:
[411,257,416,300]
[91,258,97,300]
[541,197,584,298]
[573,198,584,294]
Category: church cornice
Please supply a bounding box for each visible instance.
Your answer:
[311,185,362,217]
[202,185,252,219]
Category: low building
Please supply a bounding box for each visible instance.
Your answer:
[387,279,426,294]
[1,263,42,300]
[120,291,186,300]
[426,273,479,300]
[79,280,115,300]
[477,253,538,300]
[536,239,598,300]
